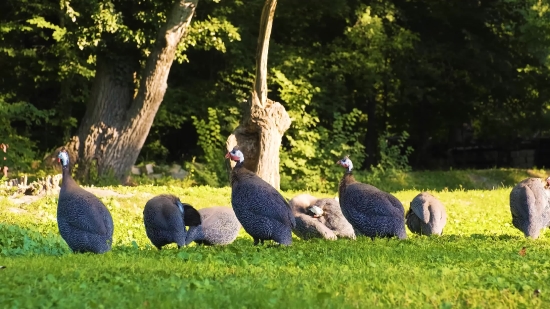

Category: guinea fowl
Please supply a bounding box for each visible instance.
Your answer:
[509,177,550,239]
[290,194,356,240]
[225,146,296,245]
[56,149,114,254]
[143,195,201,249]
[185,206,241,246]
[337,156,407,239]
[405,192,447,236]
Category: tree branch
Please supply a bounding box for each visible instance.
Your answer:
[128,0,199,124]
[252,0,277,109]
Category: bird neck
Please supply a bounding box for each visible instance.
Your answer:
[61,165,78,188]
[230,162,253,186]
[338,172,356,197]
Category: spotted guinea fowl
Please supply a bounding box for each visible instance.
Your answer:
[337,156,407,239]
[290,194,355,240]
[509,177,550,239]
[143,195,201,249]
[405,192,447,236]
[225,146,296,245]
[185,206,241,246]
[56,149,114,254]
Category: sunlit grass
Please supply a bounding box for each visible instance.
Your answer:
[1,169,550,308]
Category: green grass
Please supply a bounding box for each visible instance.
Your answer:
[1,168,550,308]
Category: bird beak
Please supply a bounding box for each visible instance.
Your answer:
[225,152,231,159]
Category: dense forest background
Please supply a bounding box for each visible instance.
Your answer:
[1,0,549,191]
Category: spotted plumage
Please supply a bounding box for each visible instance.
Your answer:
[185,206,241,246]
[143,195,201,249]
[509,177,550,239]
[226,146,296,245]
[56,149,114,254]
[290,194,355,240]
[337,157,407,239]
[406,192,447,236]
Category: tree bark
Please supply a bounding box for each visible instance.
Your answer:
[62,0,199,184]
[226,0,290,190]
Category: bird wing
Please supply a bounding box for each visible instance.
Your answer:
[238,177,296,229]
[510,180,546,222]
[59,189,111,236]
[405,208,424,233]
[383,191,406,216]
[346,183,403,218]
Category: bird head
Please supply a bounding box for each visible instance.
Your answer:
[57,149,70,168]
[225,146,244,163]
[175,199,202,227]
[307,205,324,218]
[336,155,353,172]
[176,199,185,214]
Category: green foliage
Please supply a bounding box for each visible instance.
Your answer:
[84,161,121,187]
[2,174,550,307]
[176,16,242,63]
[280,107,367,192]
[0,96,54,173]
[1,0,550,185]
[365,131,414,184]
[519,0,550,67]
[191,107,230,187]
[0,224,69,256]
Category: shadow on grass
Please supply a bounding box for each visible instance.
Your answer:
[361,168,549,192]
[468,233,521,241]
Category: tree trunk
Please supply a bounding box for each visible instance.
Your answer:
[226,0,290,190]
[64,0,199,184]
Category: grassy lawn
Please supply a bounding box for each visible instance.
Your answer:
[1,168,550,308]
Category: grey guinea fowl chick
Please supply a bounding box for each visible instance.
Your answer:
[143,195,201,249]
[225,146,296,246]
[290,194,356,240]
[56,149,114,254]
[406,192,447,236]
[185,206,241,246]
[337,156,407,239]
[509,177,550,239]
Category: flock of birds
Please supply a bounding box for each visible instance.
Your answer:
[54,146,550,254]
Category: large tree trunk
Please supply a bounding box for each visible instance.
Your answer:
[226,0,290,190]
[64,0,199,184]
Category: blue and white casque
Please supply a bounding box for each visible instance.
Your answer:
[231,149,244,163]
[58,151,70,168]
[340,157,353,171]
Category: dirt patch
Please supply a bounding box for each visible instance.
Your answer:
[84,187,134,199]
[8,207,29,214]
[5,187,135,205]
[7,195,43,205]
